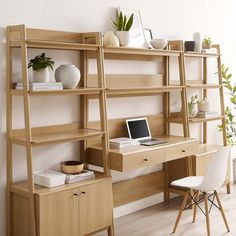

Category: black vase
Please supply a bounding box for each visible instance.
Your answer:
[185,41,196,52]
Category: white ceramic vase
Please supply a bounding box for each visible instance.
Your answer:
[104,31,120,47]
[116,31,130,47]
[193,32,202,52]
[55,65,81,89]
[33,68,50,83]
[198,101,210,112]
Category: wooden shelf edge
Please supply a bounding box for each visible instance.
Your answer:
[189,116,224,123]
[184,52,219,58]
[187,84,222,89]
[10,88,104,96]
[11,174,109,197]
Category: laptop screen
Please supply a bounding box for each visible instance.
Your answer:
[126,118,151,139]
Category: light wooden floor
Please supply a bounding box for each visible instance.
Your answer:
[97,184,236,236]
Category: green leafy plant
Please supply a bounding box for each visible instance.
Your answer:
[112,11,134,31]
[203,36,212,45]
[28,53,54,71]
[218,64,236,145]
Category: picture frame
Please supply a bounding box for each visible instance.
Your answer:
[118,7,146,48]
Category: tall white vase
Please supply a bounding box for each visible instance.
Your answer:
[33,68,50,83]
[193,32,202,52]
[55,65,81,89]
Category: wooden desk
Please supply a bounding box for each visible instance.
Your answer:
[88,135,198,172]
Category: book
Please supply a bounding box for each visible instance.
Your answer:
[65,170,95,184]
[196,111,219,118]
[109,137,140,149]
[15,82,63,91]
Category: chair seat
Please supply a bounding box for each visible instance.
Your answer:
[171,176,204,189]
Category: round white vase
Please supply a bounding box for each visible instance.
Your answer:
[33,68,50,83]
[55,65,81,89]
[116,31,130,47]
[104,31,120,47]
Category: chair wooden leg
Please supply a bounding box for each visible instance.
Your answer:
[204,195,211,236]
[193,190,199,223]
[226,182,231,194]
[173,191,189,233]
[215,191,230,232]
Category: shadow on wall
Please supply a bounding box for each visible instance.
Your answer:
[0,26,7,236]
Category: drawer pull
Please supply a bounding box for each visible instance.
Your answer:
[182,150,186,153]
[144,158,148,162]
[73,193,78,196]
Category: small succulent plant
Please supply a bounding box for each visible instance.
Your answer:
[28,53,54,71]
[112,11,134,31]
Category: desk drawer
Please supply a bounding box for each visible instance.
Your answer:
[165,142,198,162]
[122,149,165,171]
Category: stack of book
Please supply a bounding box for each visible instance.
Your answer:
[15,82,63,91]
[196,111,219,118]
[65,170,95,184]
[109,137,140,149]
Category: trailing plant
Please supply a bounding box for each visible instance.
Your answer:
[218,64,236,145]
[112,11,134,31]
[28,53,54,71]
[203,36,212,45]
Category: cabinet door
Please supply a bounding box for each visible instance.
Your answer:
[37,189,79,236]
[78,178,113,235]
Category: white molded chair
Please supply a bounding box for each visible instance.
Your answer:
[171,146,231,236]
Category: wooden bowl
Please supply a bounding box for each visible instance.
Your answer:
[60,161,84,174]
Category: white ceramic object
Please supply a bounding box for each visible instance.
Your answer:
[33,68,50,83]
[55,65,81,89]
[193,32,202,52]
[198,101,210,112]
[188,104,198,118]
[103,31,120,47]
[150,39,168,49]
[116,31,130,47]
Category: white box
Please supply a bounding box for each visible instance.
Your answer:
[34,170,66,188]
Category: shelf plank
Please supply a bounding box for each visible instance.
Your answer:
[10,87,104,96]
[184,52,219,58]
[187,84,222,89]
[10,124,105,146]
[10,174,108,196]
[10,40,101,51]
[107,86,183,96]
[168,115,224,124]
[189,116,224,123]
[104,46,181,57]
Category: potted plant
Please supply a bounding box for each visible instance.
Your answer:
[218,64,236,145]
[112,11,134,46]
[202,36,212,49]
[218,65,236,182]
[188,95,199,118]
[28,53,54,83]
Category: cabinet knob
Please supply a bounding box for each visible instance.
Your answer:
[73,193,78,196]
[144,158,148,162]
[182,150,186,153]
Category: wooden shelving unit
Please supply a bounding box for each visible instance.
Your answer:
[6,25,114,236]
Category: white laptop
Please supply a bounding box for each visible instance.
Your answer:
[126,117,167,146]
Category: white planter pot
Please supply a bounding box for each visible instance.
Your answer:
[55,65,81,89]
[198,101,210,112]
[193,32,202,52]
[33,68,50,83]
[104,31,120,47]
[116,31,131,47]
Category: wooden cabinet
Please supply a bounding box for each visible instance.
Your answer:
[78,179,113,235]
[13,178,113,236]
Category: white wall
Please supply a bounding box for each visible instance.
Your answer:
[1,0,236,235]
